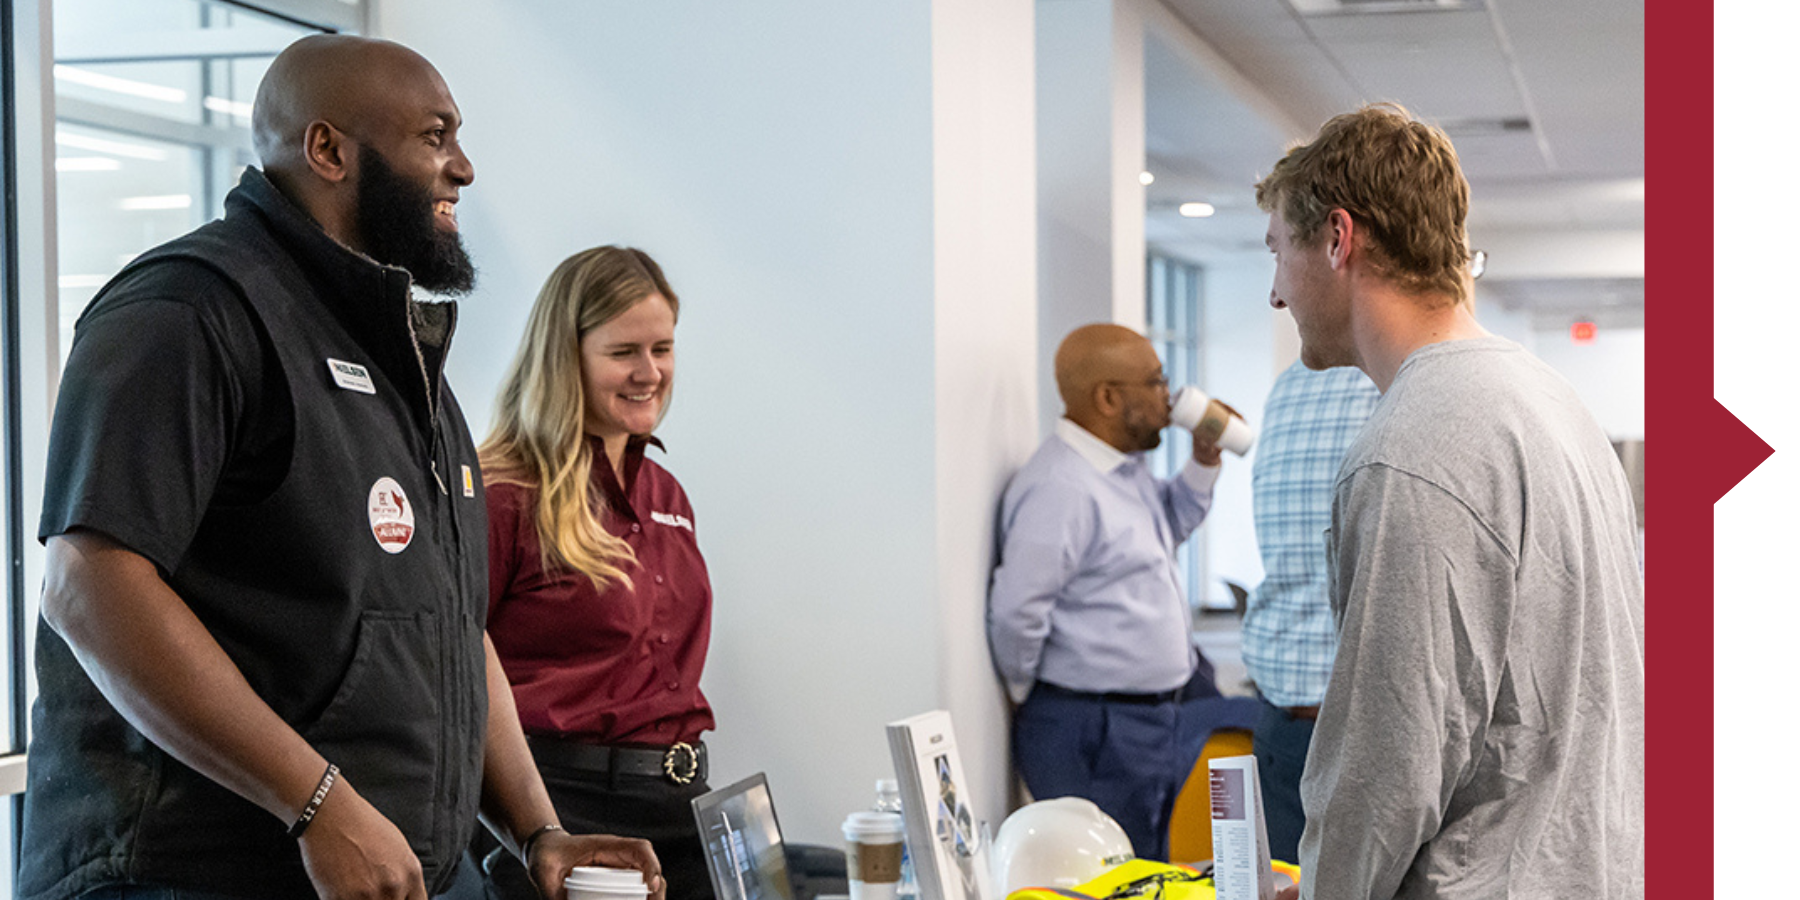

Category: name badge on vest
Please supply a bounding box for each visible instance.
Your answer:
[327,358,377,394]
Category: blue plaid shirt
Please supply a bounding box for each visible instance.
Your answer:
[1243,361,1381,707]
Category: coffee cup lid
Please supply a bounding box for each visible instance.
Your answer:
[567,866,648,891]
[842,810,905,841]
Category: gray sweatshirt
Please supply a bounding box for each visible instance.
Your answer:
[1300,338,1644,900]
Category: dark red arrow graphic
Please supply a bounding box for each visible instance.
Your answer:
[1702,398,1774,504]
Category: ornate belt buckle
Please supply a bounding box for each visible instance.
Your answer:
[662,742,699,785]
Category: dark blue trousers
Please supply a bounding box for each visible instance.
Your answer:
[1251,697,1316,865]
[1013,683,1182,861]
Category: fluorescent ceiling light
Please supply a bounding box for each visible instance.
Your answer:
[54,64,187,104]
[55,131,169,161]
[118,194,193,211]
[203,96,254,119]
[58,274,111,289]
[56,157,122,172]
[1139,171,1155,186]
[1178,202,1216,218]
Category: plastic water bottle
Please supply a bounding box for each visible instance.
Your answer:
[874,779,919,900]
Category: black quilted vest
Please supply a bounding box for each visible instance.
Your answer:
[20,169,488,900]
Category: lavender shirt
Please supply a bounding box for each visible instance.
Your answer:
[987,419,1218,703]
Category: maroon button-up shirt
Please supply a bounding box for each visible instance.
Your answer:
[486,435,715,744]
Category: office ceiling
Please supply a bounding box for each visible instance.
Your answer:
[1141,0,1644,329]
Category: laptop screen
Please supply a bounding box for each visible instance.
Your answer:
[691,773,799,900]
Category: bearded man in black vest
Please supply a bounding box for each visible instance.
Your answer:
[21,34,663,900]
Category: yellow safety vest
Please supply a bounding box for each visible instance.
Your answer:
[1005,858,1302,900]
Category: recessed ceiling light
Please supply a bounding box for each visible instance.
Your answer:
[1139,171,1155,186]
[1178,202,1215,218]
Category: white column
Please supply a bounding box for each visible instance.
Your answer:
[932,0,1040,829]
[1035,0,1147,433]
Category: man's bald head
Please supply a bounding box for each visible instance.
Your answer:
[1055,324,1156,414]
[252,34,448,180]
[246,34,475,291]
[1054,323,1171,453]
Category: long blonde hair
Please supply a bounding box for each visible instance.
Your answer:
[481,246,680,590]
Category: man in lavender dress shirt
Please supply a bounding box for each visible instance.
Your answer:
[987,323,1241,861]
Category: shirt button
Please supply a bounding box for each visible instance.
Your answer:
[667,681,680,691]
[631,523,642,533]
[655,574,665,585]
[659,634,670,644]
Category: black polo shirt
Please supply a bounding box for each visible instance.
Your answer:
[40,259,291,563]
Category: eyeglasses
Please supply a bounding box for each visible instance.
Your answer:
[1103,372,1169,391]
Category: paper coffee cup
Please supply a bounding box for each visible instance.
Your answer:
[843,811,905,900]
[565,866,649,900]
[1169,386,1256,456]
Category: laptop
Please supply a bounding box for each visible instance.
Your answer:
[692,773,800,900]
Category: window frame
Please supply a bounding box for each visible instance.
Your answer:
[1145,252,1211,617]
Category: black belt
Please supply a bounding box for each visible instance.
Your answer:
[1037,681,1182,706]
[526,736,708,785]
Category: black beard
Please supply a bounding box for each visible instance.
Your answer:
[1123,407,1164,452]
[355,147,477,295]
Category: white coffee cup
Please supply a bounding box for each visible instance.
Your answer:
[565,865,650,900]
[1169,386,1256,456]
[843,811,906,900]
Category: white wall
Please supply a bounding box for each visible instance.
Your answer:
[375,0,1035,846]
[1196,257,1275,605]
[1531,326,1645,440]
[1474,299,1536,349]
[1476,300,1643,440]
[931,0,1039,828]
[1035,0,1146,436]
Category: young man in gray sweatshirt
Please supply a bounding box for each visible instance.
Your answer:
[1257,103,1644,900]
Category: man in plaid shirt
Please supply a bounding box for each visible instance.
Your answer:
[1242,360,1379,864]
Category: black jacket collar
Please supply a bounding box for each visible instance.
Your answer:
[226,167,457,413]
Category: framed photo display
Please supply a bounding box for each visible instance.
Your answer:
[886,710,994,900]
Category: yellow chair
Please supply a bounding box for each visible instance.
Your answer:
[1166,728,1254,864]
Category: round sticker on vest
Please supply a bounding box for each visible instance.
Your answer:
[367,477,415,554]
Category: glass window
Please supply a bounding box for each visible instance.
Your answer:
[1145,254,1209,614]
[52,0,315,361]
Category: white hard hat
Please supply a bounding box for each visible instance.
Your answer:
[989,797,1135,895]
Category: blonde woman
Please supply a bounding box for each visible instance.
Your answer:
[477,247,715,900]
